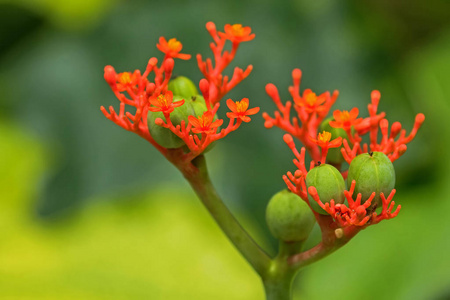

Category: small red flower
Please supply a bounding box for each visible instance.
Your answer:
[115,71,140,92]
[221,24,255,43]
[188,111,223,134]
[309,131,342,149]
[226,98,260,122]
[149,91,184,114]
[156,37,191,60]
[309,131,342,163]
[294,89,328,114]
[329,108,363,131]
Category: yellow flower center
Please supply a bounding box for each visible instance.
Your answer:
[235,101,247,113]
[340,110,351,121]
[119,72,132,84]
[231,24,244,36]
[305,92,318,106]
[157,94,168,107]
[167,38,181,51]
[318,131,331,143]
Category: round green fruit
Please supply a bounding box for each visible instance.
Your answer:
[319,117,348,164]
[190,95,208,116]
[168,76,198,100]
[306,163,346,215]
[347,151,395,206]
[266,190,316,242]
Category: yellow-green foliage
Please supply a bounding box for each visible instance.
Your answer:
[1,113,449,299]
[0,121,264,300]
[0,0,115,30]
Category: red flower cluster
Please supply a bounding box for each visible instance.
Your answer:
[308,181,400,227]
[271,69,424,236]
[264,69,425,166]
[197,22,254,107]
[282,134,402,233]
[263,69,338,161]
[102,22,259,162]
[338,91,426,163]
[102,56,172,143]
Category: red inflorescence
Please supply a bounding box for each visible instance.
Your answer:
[337,91,425,164]
[308,181,401,227]
[264,70,425,166]
[102,22,259,162]
[263,69,338,161]
[271,69,424,232]
[282,134,310,200]
[197,22,254,107]
[282,136,402,229]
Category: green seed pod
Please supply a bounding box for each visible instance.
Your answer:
[266,190,316,242]
[347,151,395,206]
[148,96,195,149]
[319,117,348,164]
[168,76,198,100]
[306,164,346,215]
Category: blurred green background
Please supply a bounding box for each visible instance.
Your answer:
[1,0,449,299]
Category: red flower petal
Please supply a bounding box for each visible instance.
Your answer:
[349,107,359,119]
[226,99,237,112]
[240,115,251,122]
[210,119,223,128]
[175,53,191,60]
[172,99,185,108]
[240,98,249,110]
[188,115,201,128]
[227,112,238,119]
[332,110,342,122]
[328,137,343,148]
[245,107,260,116]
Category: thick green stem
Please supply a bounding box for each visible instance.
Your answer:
[264,275,293,300]
[263,241,299,300]
[288,221,360,271]
[169,153,360,298]
[181,155,271,276]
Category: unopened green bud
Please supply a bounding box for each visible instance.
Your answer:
[347,151,395,206]
[168,76,198,100]
[306,163,346,214]
[266,190,316,242]
[319,117,348,164]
